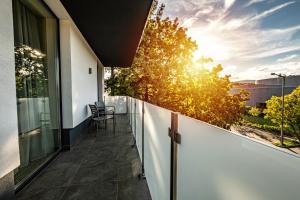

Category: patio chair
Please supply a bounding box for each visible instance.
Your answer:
[95,100,115,117]
[88,104,108,131]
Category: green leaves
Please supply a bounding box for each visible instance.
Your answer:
[264,86,300,141]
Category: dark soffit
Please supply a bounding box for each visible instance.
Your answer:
[60,0,153,67]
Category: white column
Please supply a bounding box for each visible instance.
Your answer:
[0,0,20,178]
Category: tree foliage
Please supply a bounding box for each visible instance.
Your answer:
[249,107,261,117]
[264,86,300,141]
[15,44,47,97]
[105,2,248,128]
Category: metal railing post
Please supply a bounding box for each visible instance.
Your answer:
[138,101,146,179]
[134,99,137,140]
[131,99,137,147]
[169,112,181,200]
[141,101,145,177]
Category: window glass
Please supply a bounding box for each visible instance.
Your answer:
[13,0,61,184]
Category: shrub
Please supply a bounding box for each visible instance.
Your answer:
[248,107,261,117]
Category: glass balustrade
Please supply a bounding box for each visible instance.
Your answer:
[114,96,300,200]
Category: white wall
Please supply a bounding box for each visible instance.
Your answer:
[0,0,20,178]
[59,20,73,128]
[98,63,105,101]
[70,27,98,127]
[46,0,104,128]
[59,20,99,128]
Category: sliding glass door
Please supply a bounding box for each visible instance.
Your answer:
[13,0,61,184]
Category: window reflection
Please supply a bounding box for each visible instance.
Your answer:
[13,0,61,184]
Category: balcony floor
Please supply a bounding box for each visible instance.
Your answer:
[16,115,152,200]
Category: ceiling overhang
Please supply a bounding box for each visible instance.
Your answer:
[60,0,153,67]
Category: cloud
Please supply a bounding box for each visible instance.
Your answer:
[219,17,251,30]
[233,61,300,80]
[245,0,266,7]
[195,6,214,16]
[277,54,298,62]
[182,17,198,28]
[224,0,236,10]
[159,0,300,80]
[220,65,237,76]
[243,44,300,59]
[249,1,295,22]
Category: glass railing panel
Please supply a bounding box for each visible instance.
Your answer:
[131,98,135,130]
[105,96,127,114]
[177,114,300,200]
[144,102,171,200]
[128,97,132,126]
[135,99,143,156]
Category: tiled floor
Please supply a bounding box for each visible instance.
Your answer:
[16,115,152,200]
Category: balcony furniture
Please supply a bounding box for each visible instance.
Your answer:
[88,104,106,130]
[88,104,115,132]
[95,101,115,118]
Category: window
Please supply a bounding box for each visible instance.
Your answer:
[13,0,61,184]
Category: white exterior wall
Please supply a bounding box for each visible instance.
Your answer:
[59,20,73,128]
[70,27,98,127]
[0,0,20,178]
[98,64,105,101]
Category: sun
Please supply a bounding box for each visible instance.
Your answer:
[188,29,231,63]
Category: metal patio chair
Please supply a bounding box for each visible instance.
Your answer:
[95,100,115,119]
[88,104,108,131]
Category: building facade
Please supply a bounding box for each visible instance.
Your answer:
[232,75,300,107]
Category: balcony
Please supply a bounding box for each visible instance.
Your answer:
[16,114,151,200]
[17,96,300,200]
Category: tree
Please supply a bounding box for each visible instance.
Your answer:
[249,107,261,117]
[105,67,134,96]
[15,44,47,98]
[264,86,300,141]
[105,2,248,129]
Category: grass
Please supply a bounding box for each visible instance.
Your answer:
[243,115,276,126]
[242,115,295,137]
[273,140,300,148]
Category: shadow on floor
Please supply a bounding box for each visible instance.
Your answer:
[16,115,152,200]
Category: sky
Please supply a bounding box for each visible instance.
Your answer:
[158,0,300,81]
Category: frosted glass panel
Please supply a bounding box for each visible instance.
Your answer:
[105,96,127,114]
[135,99,143,156]
[177,115,300,200]
[131,98,135,132]
[128,97,132,126]
[144,102,171,200]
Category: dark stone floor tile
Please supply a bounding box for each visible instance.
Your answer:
[61,182,117,200]
[23,164,79,192]
[51,150,87,164]
[72,137,95,151]
[118,178,151,200]
[80,152,114,168]
[16,187,65,200]
[71,163,117,185]
[117,159,141,181]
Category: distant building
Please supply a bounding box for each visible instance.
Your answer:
[232,75,300,107]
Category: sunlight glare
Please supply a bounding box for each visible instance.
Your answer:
[190,30,231,63]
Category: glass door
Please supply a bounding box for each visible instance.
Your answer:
[13,0,61,184]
